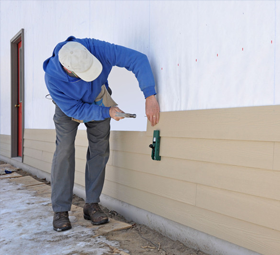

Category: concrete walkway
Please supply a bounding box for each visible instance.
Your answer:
[0,173,131,255]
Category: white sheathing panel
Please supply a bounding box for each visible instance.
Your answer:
[150,1,276,111]
[108,67,147,131]
[88,0,150,131]
[274,1,280,104]
[0,1,279,134]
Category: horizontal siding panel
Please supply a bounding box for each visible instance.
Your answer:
[0,135,11,158]
[77,130,150,156]
[24,155,51,174]
[0,148,10,158]
[23,145,86,170]
[24,129,148,153]
[110,131,151,155]
[161,137,274,170]
[76,158,86,172]
[24,129,92,147]
[76,130,87,145]
[0,142,11,152]
[147,105,280,142]
[24,147,53,164]
[273,142,280,171]
[105,165,196,205]
[24,147,43,161]
[0,134,11,144]
[24,139,55,154]
[24,139,87,161]
[75,145,87,160]
[24,129,55,142]
[42,151,53,163]
[196,185,280,232]
[108,151,280,201]
[110,132,274,170]
[103,180,280,255]
[74,170,85,187]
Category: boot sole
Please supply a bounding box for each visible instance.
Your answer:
[53,225,72,232]
[84,214,109,225]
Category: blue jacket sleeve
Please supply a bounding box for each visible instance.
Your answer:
[91,40,156,98]
[45,75,110,121]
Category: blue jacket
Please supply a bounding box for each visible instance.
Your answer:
[43,36,156,121]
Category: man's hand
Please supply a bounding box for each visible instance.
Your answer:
[146,95,160,126]
[109,107,125,121]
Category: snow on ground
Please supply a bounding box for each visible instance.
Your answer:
[0,179,120,255]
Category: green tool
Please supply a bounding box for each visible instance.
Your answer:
[149,130,161,161]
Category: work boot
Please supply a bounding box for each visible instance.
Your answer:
[53,211,72,232]
[83,203,109,225]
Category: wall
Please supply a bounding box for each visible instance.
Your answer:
[23,104,280,255]
[1,1,280,254]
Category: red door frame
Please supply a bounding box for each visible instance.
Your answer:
[11,29,24,159]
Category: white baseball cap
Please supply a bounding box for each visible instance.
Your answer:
[58,41,102,82]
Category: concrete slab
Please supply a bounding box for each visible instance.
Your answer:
[69,204,132,235]
[0,164,19,175]
[0,172,22,179]
[0,177,131,255]
[0,164,19,171]
[26,183,52,198]
[9,176,44,187]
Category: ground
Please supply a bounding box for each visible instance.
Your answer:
[0,160,207,255]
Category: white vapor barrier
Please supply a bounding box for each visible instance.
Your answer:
[0,1,279,134]
[150,1,278,111]
[107,67,147,132]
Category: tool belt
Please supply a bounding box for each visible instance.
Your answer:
[71,85,117,123]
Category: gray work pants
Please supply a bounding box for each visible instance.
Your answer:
[51,105,110,212]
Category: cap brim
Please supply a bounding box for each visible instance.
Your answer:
[75,54,103,82]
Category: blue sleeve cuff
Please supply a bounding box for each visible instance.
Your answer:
[101,106,111,119]
[143,87,156,99]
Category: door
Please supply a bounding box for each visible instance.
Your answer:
[17,41,23,156]
[11,29,24,159]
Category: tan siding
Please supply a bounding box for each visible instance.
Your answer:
[24,130,87,160]
[0,148,10,158]
[0,143,10,152]
[23,139,55,154]
[273,142,280,171]
[75,145,87,161]
[110,131,151,155]
[0,134,11,144]
[103,180,280,255]
[146,105,280,142]
[0,142,10,151]
[22,105,280,255]
[196,185,280,231]
[24,129,55,142]
[24,147,44,161]
[0,134,11,158]
[76,158,86,172]
[110,132,275,170]
[24,147,53,164]
[105,165,197,205]
[160,137,274,170]
[24,155,51,173]
[108,150,280,201]
[74,170,85,187]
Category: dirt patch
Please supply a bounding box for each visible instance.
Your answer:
[1,162,207,255]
